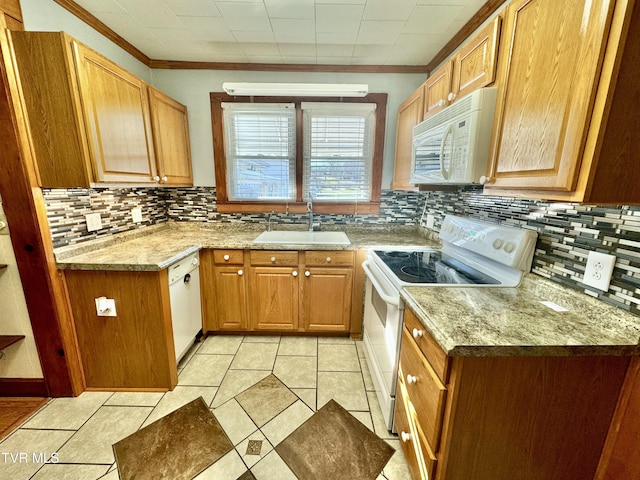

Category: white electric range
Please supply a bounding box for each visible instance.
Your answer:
[361,214,538,431]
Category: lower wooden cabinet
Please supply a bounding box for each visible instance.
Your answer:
[213,265,247,331]
[301,267,353,332]
[249,266,299,331]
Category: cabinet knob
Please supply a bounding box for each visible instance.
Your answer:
[479,175,494,185]
[153,175,160,182]
[412,328,423,339]
[438,99,446,107]
[326,257,331,263]
[305,271,310,277]
[401,431,411,442]
[292,271,298,277]
[447,92,457,102]
[192,258,198,266]
[271,256,276,263]
[162,175,168,182]
[406,374,418,385]
[237,269,243,276]
[223,254,230,261]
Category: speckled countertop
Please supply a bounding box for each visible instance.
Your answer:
[54,221,439,271]
[402,275,640,356]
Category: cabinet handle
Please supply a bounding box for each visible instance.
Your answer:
[292,271,298,277]
[238,269,243,276]
[305,271,310,277]
[271,256,276,263]
[447,92,456,102]
[153,175,160,182]
[401,431,411,442]
[326,256,331,263]
[406,374,418,385]
[223,254,230,261]
[412,328,423,339]
[162,175,168,182]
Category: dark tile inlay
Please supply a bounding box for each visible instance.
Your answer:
[235,374,297,427]
[237,471,257,480]
[246,439,262,455]
[113,397,233,480]
[276,399,395,480]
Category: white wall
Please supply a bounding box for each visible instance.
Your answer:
[21,0,426,188]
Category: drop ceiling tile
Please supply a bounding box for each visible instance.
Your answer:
[362,0,417,21]
[203,42,246,55]
[96,13,155,41]
[271,19,316,44]
[316,33,357,45]
[163,0,221,17]
[178,16,236,42]
[315,5,365,34]
[203,53,251,63]
[216,2,272,31]
[149,28,203,53]
[246,55,284,63]
[114,0,179,29]
[356,20,404,45]
[280,56,317,64]
[241,42,280,56]
[316,43,354,57]
[264,0,315,19]
[402,5,464,34]
[75,0,127,14]
[350,56,388,65]
[316,56,351,64]
[278,43,317,56]
[233,30,276,44]
[417,0,465,4]
[315,0,366,4]
[353,44,393,58]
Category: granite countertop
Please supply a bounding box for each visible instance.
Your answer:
[54,221,439,271]
[402,275,640,356]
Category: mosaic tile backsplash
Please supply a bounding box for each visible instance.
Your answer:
[43,185,640,318]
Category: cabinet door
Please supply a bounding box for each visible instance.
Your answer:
[450,16,501,102]
[214,266,248,331]
[423,62,453,118]
[73,41,157,184]
[249,267,298,331]
[301,267,353,332]
[148,87,193,186]
[486,0,615,192]
[391,86,423,191]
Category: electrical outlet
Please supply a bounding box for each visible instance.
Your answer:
[131,207,143,223]
[95,297,117,317]
[583,251,615,291]
[85,213,102,232]
[426,214,435,229]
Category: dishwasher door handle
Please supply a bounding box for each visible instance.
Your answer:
[362,260,400,307]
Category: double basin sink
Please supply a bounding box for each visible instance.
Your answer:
[253,230,351,245]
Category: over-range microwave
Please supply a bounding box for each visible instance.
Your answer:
[410,87,497,184]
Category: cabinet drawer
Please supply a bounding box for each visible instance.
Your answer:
[213,249,244,265]
[304,250,354,266]
[405,307,449,383]
[400,328,447,452]
[250,250,298,266]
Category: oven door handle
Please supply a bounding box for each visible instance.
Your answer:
[362,260,400,307]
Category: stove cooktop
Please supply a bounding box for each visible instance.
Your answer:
[373,250,501,285]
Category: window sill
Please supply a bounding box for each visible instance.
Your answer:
[216,201,380,215]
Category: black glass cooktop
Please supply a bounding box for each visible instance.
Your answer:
[373,250,500,285]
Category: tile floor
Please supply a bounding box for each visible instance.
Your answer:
[0,335,412,480]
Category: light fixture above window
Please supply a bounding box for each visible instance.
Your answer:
[222,82,369,97]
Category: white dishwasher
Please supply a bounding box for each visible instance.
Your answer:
[168,251,202,363]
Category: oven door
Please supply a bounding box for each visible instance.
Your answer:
[362,259,404,431]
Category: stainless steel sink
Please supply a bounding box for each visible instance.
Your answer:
[253,230,351,245]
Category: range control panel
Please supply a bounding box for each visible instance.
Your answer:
[440,215,538,270]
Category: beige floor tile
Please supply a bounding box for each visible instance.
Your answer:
[383,439,412,480]
[178,353,234,386]
[355,340,366,359]
[291,388,316,411]
[230,343,279,370]
[142,386,217,428]
[22,391,111,430]
[211,370,270,408]
[317,371,368,411]
[261,400,314,447]
[349,410,374,432]
[99,469,120,480]
[31,464,110,480]
[194,449,248,480]
[57,406,151,464]
[212,399,258,446]
[251,450,297,480]
[360,355,376,391]
[0,429,74,480]
[235,431,273,468]
[243,336,281,343]
[236,375,297,427]
[177,340,203,369]
[277,336,317,356]
[199,335,244,355]
[104,391,164,407]
[273,356,317,389]
[317,336,354,344]
[367,391,395,440]
[318,344,360,372]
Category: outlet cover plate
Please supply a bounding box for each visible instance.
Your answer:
[85,213,102,232]
[132,207,143,223]
[583,251,615,291]
[426,213,435,229]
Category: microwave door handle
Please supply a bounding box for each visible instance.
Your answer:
[439,123,454,180]
[361,261,400,307]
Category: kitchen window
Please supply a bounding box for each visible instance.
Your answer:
[210,92,387,214]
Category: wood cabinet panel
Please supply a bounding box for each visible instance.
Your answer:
[214,266,248,331]
[394,382,424,480]
[213,249,244,265]
[148,86,193,186]
[404,308,449,384]
[3,13,21,30]
[423,62,452,118]
[0,0,21,21]
[250,250,298,266]
[304,250,354,267]
[249,267,299,331]
[391,87,423,191]
[301,267,352,332]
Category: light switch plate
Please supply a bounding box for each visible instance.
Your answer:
[95,297,117,317]
[583,251,616,291]
[131,207,143,223]
[85,213,102,232]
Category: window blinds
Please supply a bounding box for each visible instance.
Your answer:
[301,102,376,202]
[222,103,296,201]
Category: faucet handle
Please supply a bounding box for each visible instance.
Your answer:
[307,201,313,211]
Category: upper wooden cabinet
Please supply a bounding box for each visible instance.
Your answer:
[148,87,193,186]
[391,88,423,191]
[0,0,22,30]
[9,31,192,188]
[422,62,453,118]
[485,0,640,203]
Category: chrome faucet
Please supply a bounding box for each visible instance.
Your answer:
[267,211,275,232]
[307,201,313,231]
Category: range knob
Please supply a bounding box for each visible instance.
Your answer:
[504,242,516,253]
[492,239,503,249]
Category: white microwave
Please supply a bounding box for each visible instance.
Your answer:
[410,87,497,184]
